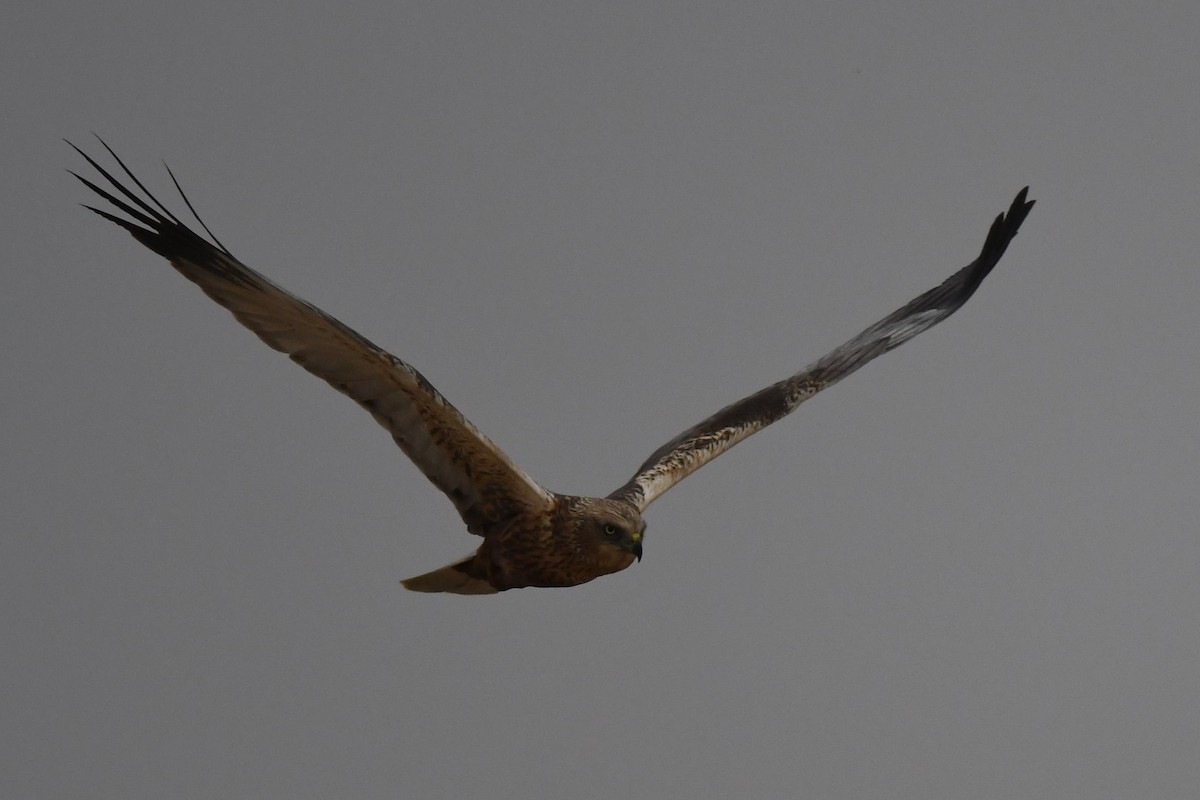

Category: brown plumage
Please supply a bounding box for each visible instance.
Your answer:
[402,497,644,594]
[70,138,1033,594]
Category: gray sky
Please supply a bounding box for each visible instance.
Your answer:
[6,2,1200,797]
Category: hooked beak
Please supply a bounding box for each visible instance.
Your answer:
[631,537,643,562]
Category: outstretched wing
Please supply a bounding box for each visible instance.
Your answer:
[70,138,554,534]
[609,188,1034,511]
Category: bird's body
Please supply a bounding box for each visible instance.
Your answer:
[71,139,1033,594]
[405,496,645,594]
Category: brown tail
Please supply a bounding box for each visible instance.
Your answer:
[401,554,499,595]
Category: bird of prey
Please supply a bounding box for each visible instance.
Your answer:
[70,139,1034,594]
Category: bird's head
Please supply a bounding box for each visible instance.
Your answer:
[572,497,646,572]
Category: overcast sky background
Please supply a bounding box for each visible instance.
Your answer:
[5,2,1200,798]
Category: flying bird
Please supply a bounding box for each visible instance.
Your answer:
[70,139,1033,594]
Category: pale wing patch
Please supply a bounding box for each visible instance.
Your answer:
[610,188,1034,511]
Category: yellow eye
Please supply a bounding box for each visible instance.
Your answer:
[603,524,618,536]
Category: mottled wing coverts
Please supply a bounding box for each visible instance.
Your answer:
[608,189,1034,510]
[68,139,553,535]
